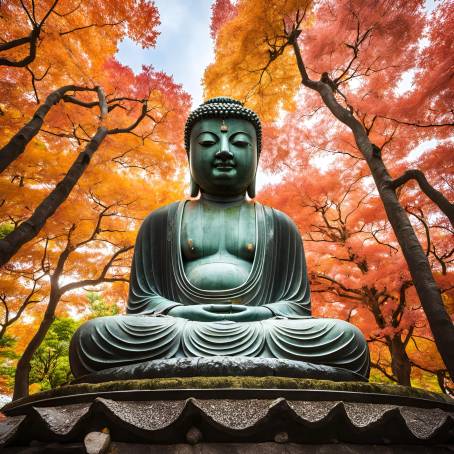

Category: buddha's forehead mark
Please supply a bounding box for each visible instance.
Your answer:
[220,120,228,132]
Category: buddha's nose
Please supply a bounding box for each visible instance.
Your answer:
[215,136,234,161]
[215,149,233,161]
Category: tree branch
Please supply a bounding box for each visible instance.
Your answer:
[391,169,454,227]
[59,21,124,36]
[379,115,453,128]
[0,27,39,67]
[314,272,364,296]
[25,64,51,103]
[0,35,33,52]
[370,361,397,382]
[0,85,96,173]
[60,245,133,294]
[405,207,431,256]
[0,0,59,67]
[107,101,148,134]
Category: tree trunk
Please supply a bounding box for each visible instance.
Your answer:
[390,336,412,386]
[0,127,108,267]
[362,135,454,380]
[291,38,454,379]
[0,85,93,173]
[12,240,132,399]
[13,288,61,400]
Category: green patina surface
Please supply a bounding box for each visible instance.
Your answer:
[5,376,452,410]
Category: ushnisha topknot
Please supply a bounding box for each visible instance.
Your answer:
[184,97,262,154]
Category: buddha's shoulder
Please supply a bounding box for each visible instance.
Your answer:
[140,201,182,229]
[256,203,299,232]
[257,203,295,224]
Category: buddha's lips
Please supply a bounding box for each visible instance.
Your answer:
[214,161,236,169]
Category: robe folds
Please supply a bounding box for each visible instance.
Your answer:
[69,201,370,378]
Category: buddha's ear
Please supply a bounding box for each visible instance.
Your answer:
[190,177,200,198]
[247,175,256,199]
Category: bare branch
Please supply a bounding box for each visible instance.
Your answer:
[314,272,363,297]
[52,2,82,18]
[0,27,39,67]
[59,20,124,36]
[405,207,431,256]
[25,64,51,103]
[370,361,397,382]
[391,169,454,227]
[0,35,32,52]
[379,115,453,128]
[107,101,149,134]
[60,245,133,294]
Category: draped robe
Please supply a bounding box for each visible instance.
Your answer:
[70,201,370,378]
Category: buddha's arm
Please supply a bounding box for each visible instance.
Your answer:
[127,205,184,315]
[259,208,312,318]
[127,247,181,315]
[128,292,182,315]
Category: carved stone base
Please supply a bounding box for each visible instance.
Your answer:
[1,377,453,450]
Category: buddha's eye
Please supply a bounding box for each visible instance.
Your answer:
[232,139,249,148]
[231,133,251,148]
[198,133,218,147]
[199,139,217,147]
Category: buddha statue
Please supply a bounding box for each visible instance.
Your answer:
[69,97,370,380]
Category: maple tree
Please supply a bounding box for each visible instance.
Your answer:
[0,0,159,69]
[0,0,170,266]
[260,158,451,389]
[205,0,454,384]
[1,1,191,398]
[12,199,133,399]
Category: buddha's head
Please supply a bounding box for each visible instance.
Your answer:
[184,97,262,198]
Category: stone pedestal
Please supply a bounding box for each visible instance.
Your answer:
[1,377,453,453]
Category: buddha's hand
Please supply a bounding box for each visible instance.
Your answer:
[166,304,273,322]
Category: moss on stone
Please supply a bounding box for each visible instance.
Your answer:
[5,376,452,411]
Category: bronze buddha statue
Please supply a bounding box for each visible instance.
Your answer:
[69,97,370,380]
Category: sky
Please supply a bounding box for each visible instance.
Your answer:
[116,0,215,108]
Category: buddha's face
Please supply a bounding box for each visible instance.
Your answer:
[189,118,258,196]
